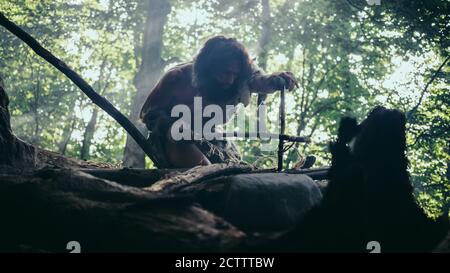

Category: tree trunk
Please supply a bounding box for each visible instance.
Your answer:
[80,54,111,160]
[80,108,98,160]
[57,118,75,155]
[0,167,245,252]
[0,75,37,168]
[123,0,171,168]
[256,0,271,151]
[57,97,77,155]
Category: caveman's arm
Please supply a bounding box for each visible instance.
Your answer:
[248,73,276,94]
[247,65,298,94]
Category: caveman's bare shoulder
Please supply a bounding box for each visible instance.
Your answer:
[164,63,196,101]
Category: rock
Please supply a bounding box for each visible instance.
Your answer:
[175,172,323,232]
[220,173,322,232]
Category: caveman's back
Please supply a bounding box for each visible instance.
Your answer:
[147,62,197,109]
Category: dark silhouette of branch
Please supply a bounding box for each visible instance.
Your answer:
[0,12,160,167]
[407,55,450,123]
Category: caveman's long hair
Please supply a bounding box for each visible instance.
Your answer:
[193,36,253,103]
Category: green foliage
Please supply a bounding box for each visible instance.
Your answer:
[0,0,448,216]
[408,80,449,216]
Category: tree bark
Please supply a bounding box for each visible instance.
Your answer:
[57,93,77,155]
[0,168,245,252]
[123,0,171,168]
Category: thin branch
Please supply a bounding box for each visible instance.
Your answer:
[303,62,315,111]
[301,121,320,153]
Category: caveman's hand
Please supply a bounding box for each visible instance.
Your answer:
[268,72,298,91]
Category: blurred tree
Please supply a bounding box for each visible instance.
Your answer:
[122,0,171,168]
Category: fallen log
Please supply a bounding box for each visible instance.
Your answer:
[0,77,36,168]
[0,167,245,252]
[78,166,329,189]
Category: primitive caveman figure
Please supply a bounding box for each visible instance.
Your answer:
[140,36,298,168]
